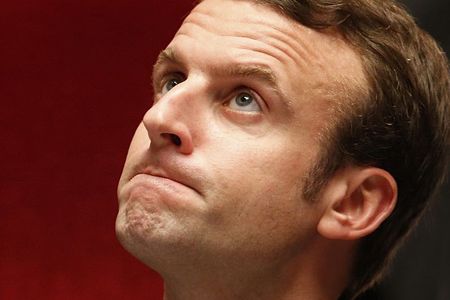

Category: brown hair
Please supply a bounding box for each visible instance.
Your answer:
[252,0,450,299]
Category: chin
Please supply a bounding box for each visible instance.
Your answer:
[115,200,194,270]
[116,200,163,256]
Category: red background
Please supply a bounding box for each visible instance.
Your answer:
[1,1,193,299]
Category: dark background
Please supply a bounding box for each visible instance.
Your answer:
[0,0,448,299]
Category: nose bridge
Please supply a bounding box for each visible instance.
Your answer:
[153,86,191,119]
[146,83,197,129]
[143,84,199,154]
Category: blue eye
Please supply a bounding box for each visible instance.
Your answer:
[228,91,262,112]
[162,76,183,93]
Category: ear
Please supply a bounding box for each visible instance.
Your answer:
[317,167,397,240]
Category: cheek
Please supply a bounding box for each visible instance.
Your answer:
[203,136,312,225]
[208,136,311,195]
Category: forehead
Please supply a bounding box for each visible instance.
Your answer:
[182,0,362,82]
[181,0,331,64]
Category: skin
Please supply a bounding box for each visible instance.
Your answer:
[116,0,394,299]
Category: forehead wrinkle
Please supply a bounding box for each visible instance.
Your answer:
[189,1,357,87]
[182,9,331,82]
[176,23,300,86]
[262,25,317,68]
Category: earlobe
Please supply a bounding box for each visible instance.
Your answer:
[317,167,397,241]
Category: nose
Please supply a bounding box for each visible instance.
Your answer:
[142,89,195,155]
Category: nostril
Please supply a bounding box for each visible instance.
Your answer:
[169,134,182,146]
[161,133,182,146]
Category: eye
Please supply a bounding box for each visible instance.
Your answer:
[161,75,184,94]
[227,91,262,112]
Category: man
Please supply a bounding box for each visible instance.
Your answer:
[116,0,449,299]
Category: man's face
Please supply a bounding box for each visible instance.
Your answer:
[116,0,364,271]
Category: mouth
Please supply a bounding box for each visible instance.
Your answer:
[135,168,201,196]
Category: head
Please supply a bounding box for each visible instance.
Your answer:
[116,0,449,299]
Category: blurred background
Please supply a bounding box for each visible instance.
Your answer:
[0,0,448,299]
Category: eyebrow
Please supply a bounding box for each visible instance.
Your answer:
[154,48,180,70]
[153,48,293,113]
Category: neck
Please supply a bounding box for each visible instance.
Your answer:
[161,237,355,300]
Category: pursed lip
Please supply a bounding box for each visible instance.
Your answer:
[135,166,201,195]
